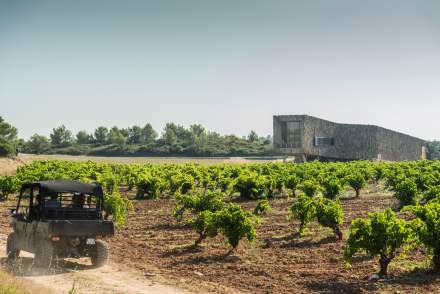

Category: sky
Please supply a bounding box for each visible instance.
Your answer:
[1,0,439,140]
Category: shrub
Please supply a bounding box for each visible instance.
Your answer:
[136,175,166,199]
[233,172,268,199]
[253,199,271,215]
[422,185,440,203]
[285,175,300,197]
[404,202,440,272]
[291,195,343,239]
[172,190,225,222]
[316,198,343,240]
[192,210,216,246]
[0,176,19,201]
[191,204,256,253]
[394,178,418,208]
[290,195,317,236]
[103,191,134,226]
[169,173,195,195]
[299,179,320,197]
[345,173,366,197]
[321,176,344,200]
[212,204,257,254]
[344,209,416,277]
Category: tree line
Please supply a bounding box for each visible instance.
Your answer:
[19,122,272,157]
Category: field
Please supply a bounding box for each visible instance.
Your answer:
[0,154,279,175]
[108,187,439,293]
[1,158,440,293]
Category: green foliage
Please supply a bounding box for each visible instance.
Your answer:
[75,130,92,144]
[291,195,343,239]
[25,134,51,154]
[23,122,271,157]
[0,116,18,157]
[212,204,257,252]
[344,209,416,276]
[136,175,166,199]
[233,171,268,199]
[169,173,195,195]
[394,178,418,207]
[316,198,343,240]
[107,126,126,145]
[290,195,317,236]
[190,203,256,252]
[173,190,225,222]
[299,179,320,197]
[404,202,440,271]
[192,210,217,245]
[253,199,271,215]
[0,176,19,201]
[345,172,366,197]
[94,127,109,144]
[423,185,440,202]
[321,176,344,200]
[285,174,299,196]
[103,191,134,227]
[50,125,73,147]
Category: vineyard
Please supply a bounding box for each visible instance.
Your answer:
[2,159,440,293]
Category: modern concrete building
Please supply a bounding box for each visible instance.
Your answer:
[273,115,427,162]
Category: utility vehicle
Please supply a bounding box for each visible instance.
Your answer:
[6,180,114,268]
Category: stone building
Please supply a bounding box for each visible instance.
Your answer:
[273,115,427,162]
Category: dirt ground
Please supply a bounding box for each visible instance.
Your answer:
[0,199,193,294]
[107,186,440,294]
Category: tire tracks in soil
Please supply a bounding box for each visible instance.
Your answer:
[0,233,192,294]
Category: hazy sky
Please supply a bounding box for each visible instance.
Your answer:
[1,0,439,140]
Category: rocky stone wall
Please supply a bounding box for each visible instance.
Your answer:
[273,115,426,161]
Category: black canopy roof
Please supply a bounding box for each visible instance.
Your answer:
[23,180,103,195]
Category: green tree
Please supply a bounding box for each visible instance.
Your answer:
[50,125,73,147]
[141,123,157,144]
[247,130,259,143]
[162,123,178,145]
[127,126,142,144]
[94,126,109,144]
[75,130,92,144]
[0,116,18,157]
[107,126,125,145]
[26,134,50,154]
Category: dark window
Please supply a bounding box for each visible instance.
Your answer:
[280,121,302,148]
[314,136,334,146]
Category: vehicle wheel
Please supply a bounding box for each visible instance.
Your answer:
[6,233,20,260]
[91,240,109,268]
[34,239,54,268]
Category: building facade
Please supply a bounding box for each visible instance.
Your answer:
[273,115,427,161]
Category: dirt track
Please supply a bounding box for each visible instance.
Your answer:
[0,234,192,294]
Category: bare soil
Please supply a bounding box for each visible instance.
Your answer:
[108,186,440,294]
[0,200,193,294]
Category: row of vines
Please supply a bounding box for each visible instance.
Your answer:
[2,159,440,277]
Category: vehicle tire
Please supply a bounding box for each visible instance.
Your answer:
[90,240,109,268]
[34,239,54,268]
[6,233,20,260]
